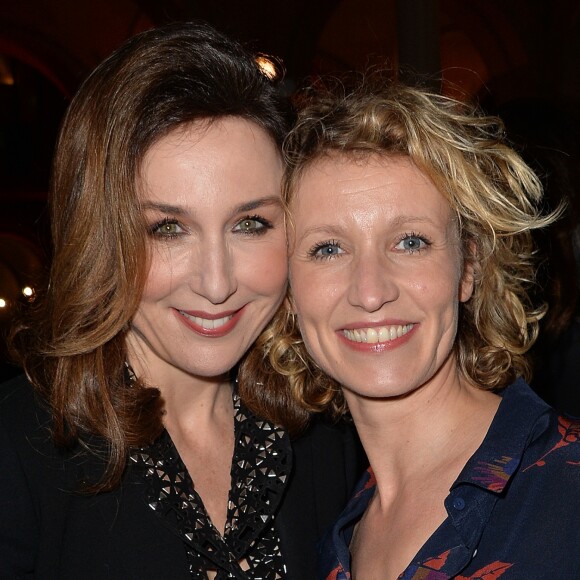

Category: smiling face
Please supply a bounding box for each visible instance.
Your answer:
[289,154,474,402]
[127,117,287,387]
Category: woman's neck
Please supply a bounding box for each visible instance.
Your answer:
[161,377,234,437]
[162,377,235,537]
[345,361,501,497]
[127,353,234,433]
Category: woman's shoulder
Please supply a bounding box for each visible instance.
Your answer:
[290,415,368,497]
[496,379,580,477]
[525,409,580,474]
[294,414,364,455]
[0,373,51,435]
[0,374,59,481]
[0,372,45,417]
[1,372,36,400]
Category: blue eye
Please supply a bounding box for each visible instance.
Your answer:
[233,215,273,235]
[148,218,185,238]
[309,240,344,260]
[396,233,430,253]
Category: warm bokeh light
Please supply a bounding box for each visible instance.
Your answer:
[255,56,277,80]
[0,55,14,86]
[0,234,43,312]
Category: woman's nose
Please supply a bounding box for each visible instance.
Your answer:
[191,240,238,305]
[347,251,399,312]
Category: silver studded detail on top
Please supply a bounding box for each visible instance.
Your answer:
[130,389,291,579]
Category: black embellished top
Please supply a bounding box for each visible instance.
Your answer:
[0,374,365,579]
[130,391,292,579]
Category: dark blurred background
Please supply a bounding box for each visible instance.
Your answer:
[1,0,579,411]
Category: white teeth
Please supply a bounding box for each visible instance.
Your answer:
[180,312,233,330]
[343,324,413,344]
[378,327,389,342]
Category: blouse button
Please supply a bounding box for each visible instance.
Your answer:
[453,497,466,510]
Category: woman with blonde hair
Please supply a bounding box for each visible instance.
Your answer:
[245,76,580,578]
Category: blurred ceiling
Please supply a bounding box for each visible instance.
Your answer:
[1,0,578,95]
[0,0,578,267]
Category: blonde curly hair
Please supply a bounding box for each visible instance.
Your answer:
[239,74,558,431]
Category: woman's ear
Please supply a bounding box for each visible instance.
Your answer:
[459,241,478,303]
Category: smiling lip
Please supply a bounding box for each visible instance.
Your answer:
[173,306,245,337]
[338,322,416,352]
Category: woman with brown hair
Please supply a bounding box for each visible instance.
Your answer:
[249,76,580,578]
[0,23,363,579]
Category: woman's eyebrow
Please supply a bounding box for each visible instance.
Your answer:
[233,196,283,213]
[141,201,187,215]
[297,224,347,240]
[141,196,282,216]
[390,214,437,227]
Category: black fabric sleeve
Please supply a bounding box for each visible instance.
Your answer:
[0,411,39,576]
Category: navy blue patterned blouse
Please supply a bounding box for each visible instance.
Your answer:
[318,378,580,579]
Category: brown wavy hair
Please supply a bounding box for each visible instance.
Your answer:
[239,74,559,428]
[9,21,289,490]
